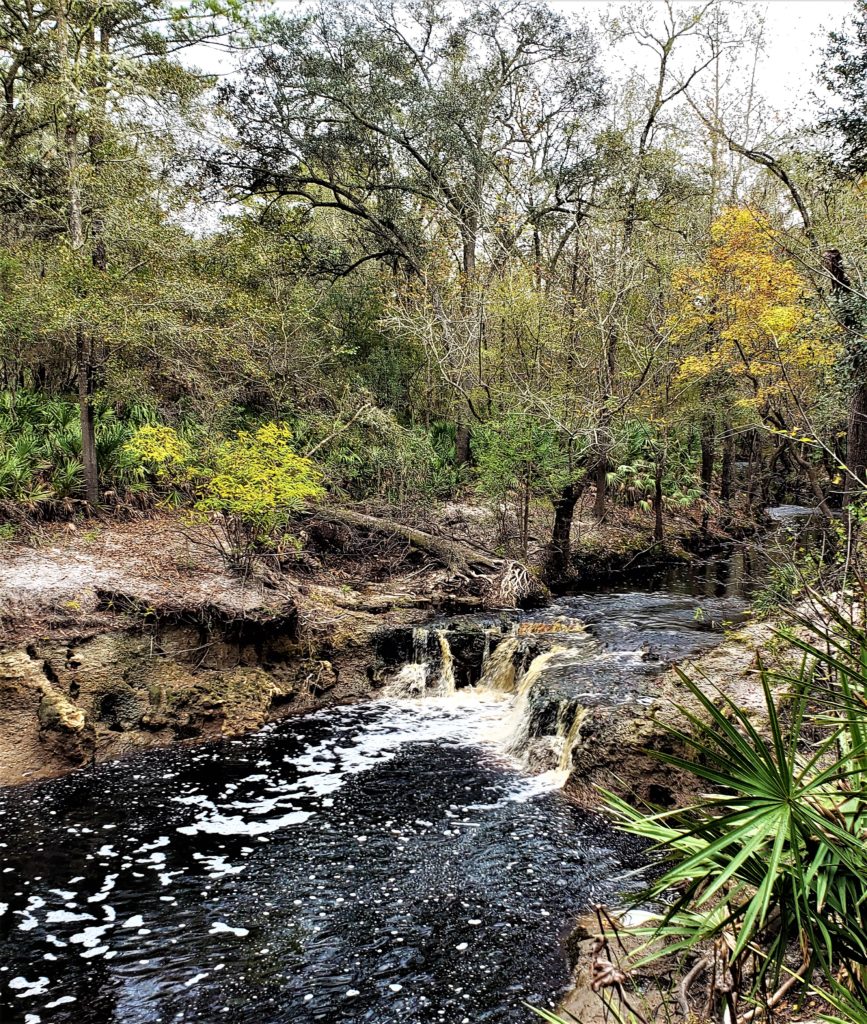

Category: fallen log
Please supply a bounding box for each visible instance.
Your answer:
[313,507,503,573]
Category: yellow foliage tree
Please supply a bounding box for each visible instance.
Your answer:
[669,207,837,425]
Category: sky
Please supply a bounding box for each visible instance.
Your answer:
[552,1,854,116]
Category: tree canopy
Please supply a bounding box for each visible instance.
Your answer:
[0,0,865,568]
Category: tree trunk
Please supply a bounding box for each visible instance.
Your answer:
[593,462,607,519]
[77,329,98,507]
[846,379,867,501]
[762,442,785,507]
[454,209,478,468]
[455,420,471,466]
[520,472,530,559]
[700,413,715,492]
[745,430,761,509]
[317,507,502,572]
[719,418,735,502]
[547,482,581,578]
[57,5,98,508]
[787,443,832,518]
[653,458,664,543]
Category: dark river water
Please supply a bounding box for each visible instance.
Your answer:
[1,699,649,1024]
[0,515,814,1024]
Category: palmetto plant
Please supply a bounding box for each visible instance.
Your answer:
[600,591,867,1023]
[0,389,158,509]
[51,458,84,499]
[607,423,703,512]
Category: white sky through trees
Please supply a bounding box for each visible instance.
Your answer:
[552,1,853,117]
[194,2,854,116]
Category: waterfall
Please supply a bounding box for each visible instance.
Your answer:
[556,704,587,771]
[388,661,429,697]
[386,627,455,697]
[501,648,566,757]
[432,630,456,696]
[477,634,590,774]
[384,618,589,782]
[478,635,522,693]
[411,627,428,663]
[385,627,430,697]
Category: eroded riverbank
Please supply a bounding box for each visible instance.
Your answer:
[0,504,747,786]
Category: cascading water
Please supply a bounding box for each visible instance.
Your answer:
[433,630,456,696]
[385,627,457,697]
[472,621,594,775]
[556,704,588,771]
[477,635,522,693]
[481,627,492,672]
[386,627,431,697]
[412,625,428,663]
[388,660,428,697]
[498,647,569,758]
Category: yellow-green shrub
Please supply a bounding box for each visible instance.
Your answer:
[124,425,193,482]
[194,423,323,566]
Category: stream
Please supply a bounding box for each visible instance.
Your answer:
[0,517,814,1024]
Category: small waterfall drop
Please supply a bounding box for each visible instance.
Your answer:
[386,627,431,697]
[386,627,456,697]
[411,627,428,663]
[501,648,566,757]
[478,635,522,693]
[478,630,591,775]
[385,619,589,781]
[389,661,429,697]
[556,704,587,771]
[432,630,456,696]
[481,628,492,673]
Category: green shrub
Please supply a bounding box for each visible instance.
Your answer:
[752,558,822,616]
[472,414,568,555]
[297,406,453,504]
[193,422,324,570]
[608,421,702,511]
[124,424,194,485]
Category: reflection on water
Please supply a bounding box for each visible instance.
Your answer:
[584,503,825,604]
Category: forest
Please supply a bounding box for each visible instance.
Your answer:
[1,2,867,1024]
[0,0,864,566]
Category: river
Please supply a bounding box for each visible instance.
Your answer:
[0,521,811,1024]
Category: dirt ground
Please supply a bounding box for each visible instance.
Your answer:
[0,516,272,619]
[0,510,477,644]
[0,497,747,644]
